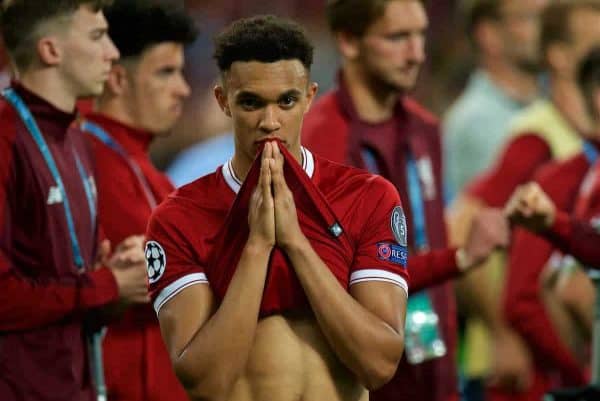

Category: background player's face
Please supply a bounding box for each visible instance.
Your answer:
[497,0,548,74]
[123,42,191,135]
[57,5,119,97]
[215,59,318,164]
[355,0,428,93]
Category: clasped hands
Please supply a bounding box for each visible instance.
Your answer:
[248,141,305,252]
[95,235,150,305]
[504,182,556,233]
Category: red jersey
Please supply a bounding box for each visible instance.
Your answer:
[543,206,600,267]
[467,99,581,208]
[84,114,188,401]
[303,79,458,401]
[504,150,595,393]
[0,84,119,401]
[147,148,409,316]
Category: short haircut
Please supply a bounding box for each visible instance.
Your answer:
[541,0,600,60]
[0,0,113,71]
[105,0,198,61]
[578,46,600,121]
[213,15,313,72]
[326,0,422,37]
[464,0,501,39]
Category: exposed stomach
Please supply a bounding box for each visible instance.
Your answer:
[228,313,368,401]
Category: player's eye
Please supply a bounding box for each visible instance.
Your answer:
[238,97,263,111]
[279,95,298,109]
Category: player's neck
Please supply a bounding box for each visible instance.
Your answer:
[342,65,398,124]
[551,77,593,135]
[19,69,77,113]
[96,97,151,135]
[481,56,538,103]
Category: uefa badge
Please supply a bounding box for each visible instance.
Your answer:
[145,241,166,284]
[391,206,407,246]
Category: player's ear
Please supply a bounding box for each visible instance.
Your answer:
[37,36,62,66]
[304,82,319,113]
[105,64,129,96]
[335,31,360,61]
[214,84,231,117]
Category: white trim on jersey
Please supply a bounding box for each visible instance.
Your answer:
[153,273,209,315]
[222,147,315,194]
[302,147,315,178]
[349,269,408,297]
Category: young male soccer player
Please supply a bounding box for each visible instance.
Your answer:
[82,1,197,400]
[146,15,409,401]
[0,1,148,400]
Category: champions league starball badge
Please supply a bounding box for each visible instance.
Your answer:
[391,206,407,246]
[145,241,166,284]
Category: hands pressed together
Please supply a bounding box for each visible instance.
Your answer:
[248,141,305,252]
[504,182,556,233]
[95,235,150,305]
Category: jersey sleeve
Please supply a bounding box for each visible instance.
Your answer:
[349,176,409,296]
[503,167,587,384]
[145,202,208,315]
[545,211,600,267]
[467,134,552,207]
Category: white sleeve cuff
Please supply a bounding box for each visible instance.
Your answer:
[349,269,408,297]
[153,273,209,315]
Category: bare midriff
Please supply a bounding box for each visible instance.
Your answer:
[227,313,368,401]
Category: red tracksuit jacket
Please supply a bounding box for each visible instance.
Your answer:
[503,149,597,400]
[85,113,189,401]
[0,84,119,401]
[302,77,459,401]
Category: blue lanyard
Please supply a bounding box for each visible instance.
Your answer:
[583,140,599,165]
[361,147,380,175]
[360,148,428,249]
[406,154,428,250]
[81,120,157,209]
[2,88,95,270]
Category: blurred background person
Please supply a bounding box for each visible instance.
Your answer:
[443,0,544,203]
[82,1,198,400]
[500,45,600,401]
[443,1,547,400]
[448,1,600,401]
[303,1,509,401]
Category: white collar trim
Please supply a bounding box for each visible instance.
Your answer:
[222,147,314,194]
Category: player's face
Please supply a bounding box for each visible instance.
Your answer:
[498,0,548,74]
[58,5,119,97]
[215,59,318,165]
[356,0,428,93]
[125,42,191,135]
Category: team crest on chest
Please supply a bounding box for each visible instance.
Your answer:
[145,241,166,284]
[391,206,407,246]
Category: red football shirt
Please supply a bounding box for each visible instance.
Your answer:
[147,148,409,315]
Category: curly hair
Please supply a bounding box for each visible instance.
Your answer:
[213,15,313,72]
